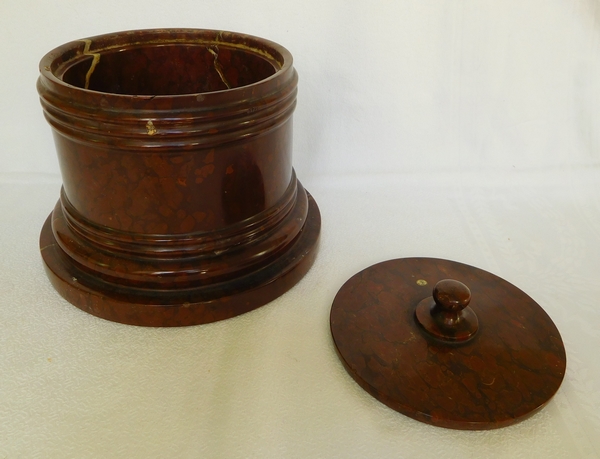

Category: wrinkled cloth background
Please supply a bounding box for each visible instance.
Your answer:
[1,1,599,458]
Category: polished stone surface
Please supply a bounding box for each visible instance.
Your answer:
[330,257,566,430]
[37,29,320,325]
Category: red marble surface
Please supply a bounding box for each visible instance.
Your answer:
[330,258,566,430]
[37,29,320,326]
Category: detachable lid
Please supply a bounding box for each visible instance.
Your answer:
[330,257,566,430]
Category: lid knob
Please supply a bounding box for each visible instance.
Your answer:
[415,279,479,342]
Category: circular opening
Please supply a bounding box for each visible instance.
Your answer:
[62,44,278,95]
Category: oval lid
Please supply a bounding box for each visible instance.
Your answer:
[330,257,566,430]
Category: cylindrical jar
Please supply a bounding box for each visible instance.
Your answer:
[38,29,320,326]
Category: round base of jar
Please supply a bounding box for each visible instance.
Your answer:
[40,192,320,327]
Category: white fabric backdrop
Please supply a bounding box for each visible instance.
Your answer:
[1,1,599,458]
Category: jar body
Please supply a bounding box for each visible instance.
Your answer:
[38,29,320,326]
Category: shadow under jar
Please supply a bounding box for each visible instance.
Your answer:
[37,29,321,326]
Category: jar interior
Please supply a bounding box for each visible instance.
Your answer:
[62,44,278,95]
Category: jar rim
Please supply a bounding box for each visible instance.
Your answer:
[39,28,293,102]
